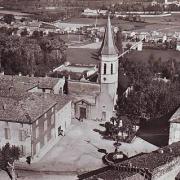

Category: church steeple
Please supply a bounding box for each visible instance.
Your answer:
[101,16,118,56]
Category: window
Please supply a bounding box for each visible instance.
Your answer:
[44,120,47,131]
[51,114,55,125]
[104,63,107,75]
[44,113,47,118]
[19,145,25,156]
[51,128,55,139]
[44,134,48,145]
[111,63,113,74]
[5,127,11,140]
[35,120,39,126]
[19,129,26,141]
[36,127,39,138]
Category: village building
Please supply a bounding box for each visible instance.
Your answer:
[122,41,143,51]
[176,41,180,51]
[79,141,180,180]
[0,74,65,95]
[52,62,98,81]
[169,107,180,145]
[81,8,98,17]
[0,91,72,161]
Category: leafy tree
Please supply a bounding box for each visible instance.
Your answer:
[117,58,180,125]
[117,78,180,124]
[115,28,123,53]
[0,143,20,180]
[20,28,29,37]
[3,14,15,24]
[0,33,67,76]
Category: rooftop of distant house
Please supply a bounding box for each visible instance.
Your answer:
[52,62,98,81]
[0,74,62,92]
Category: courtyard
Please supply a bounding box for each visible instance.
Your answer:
[14,119,158,180]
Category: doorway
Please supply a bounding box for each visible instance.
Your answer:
[80,107,87,120]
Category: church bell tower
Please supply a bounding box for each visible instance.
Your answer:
[100,16,119,106]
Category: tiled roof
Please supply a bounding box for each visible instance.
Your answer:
[0,91,71,124]
[83,169,140,180]
[0,92,56,123]
[45,93,72,111]
[0,75,60,91]
[68,80,100,96]
[79,166,143,180]
[115,141,180,172]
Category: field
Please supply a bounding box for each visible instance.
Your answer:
[64,17,146,31]
[126,49,180,63]
[65,13,180,33]
[66,48,100,65]
[66,46,180,66]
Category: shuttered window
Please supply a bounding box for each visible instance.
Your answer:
[44,120,47,131]
[4,128,11,140]
[19,130,26,141]
[104,63,107,75]
[111,63,113,74]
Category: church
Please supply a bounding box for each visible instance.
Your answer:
[68,16,120,121]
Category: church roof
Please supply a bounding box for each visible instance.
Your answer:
[100,16,119,56]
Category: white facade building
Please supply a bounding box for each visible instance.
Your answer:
[169,107,180,145]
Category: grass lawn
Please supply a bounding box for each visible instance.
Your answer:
[125,49,180,63]
[66,48,100,65]
[66,48,180,66]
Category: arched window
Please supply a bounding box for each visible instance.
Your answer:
[111,63,113,74]
[104,63,107,75]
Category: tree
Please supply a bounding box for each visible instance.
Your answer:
[3,14,15,24]
[117,58,180,125]
[0,33,67,77]
[20,28,29,37]
[115,28,123,53]
[117,80,180,124]
[0,143,20,180]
